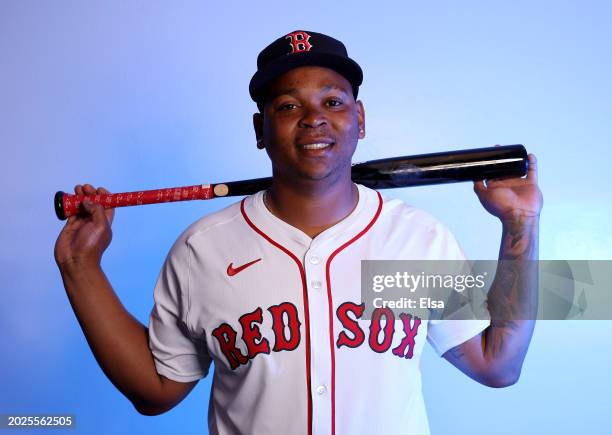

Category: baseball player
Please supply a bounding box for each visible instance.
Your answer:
[55,30,543,435]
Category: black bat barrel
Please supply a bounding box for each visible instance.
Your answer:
[350,144,528,189]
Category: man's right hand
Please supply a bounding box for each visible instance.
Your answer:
[54,184,115,270]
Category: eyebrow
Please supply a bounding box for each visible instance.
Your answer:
[322,84,349,93]
[272,84,350,99]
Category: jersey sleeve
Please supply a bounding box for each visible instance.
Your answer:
[425,221,491,357]
[148,235,212,382]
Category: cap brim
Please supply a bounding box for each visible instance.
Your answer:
[249,52,363,102]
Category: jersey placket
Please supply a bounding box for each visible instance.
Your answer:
[303,242,333,435]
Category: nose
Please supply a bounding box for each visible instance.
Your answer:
[298,104,327,129]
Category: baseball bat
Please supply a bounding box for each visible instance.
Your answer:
[54,144,528,220]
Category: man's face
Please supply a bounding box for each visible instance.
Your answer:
[254,66,365,184]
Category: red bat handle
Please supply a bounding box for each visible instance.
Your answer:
[55,184,214,220]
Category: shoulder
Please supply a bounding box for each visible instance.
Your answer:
[167,198,245,256]
[360,186,465,260]
[374,188,454,237]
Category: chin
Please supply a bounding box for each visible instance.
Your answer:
[296,165,342,183]
[275,157,351,184]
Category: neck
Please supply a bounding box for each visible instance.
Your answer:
[265,173,358,239]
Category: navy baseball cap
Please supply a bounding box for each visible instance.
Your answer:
[249,30,363,103]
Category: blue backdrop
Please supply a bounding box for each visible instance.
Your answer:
[1,1,611,434]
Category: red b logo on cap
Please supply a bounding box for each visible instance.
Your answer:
[285,31,312,53]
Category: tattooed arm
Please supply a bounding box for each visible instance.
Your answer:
[443,154,543,388]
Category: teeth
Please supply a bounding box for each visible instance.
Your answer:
[302,143,332,150]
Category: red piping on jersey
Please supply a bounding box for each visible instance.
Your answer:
[325,191,383,435]
[240,198,313,435]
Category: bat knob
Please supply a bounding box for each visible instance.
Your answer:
[54,191,67,220]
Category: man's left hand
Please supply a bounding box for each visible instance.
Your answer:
[474,153,543,222]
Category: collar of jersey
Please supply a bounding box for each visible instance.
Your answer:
[244,183,375,249]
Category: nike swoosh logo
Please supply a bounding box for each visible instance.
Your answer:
[227,258,262,277]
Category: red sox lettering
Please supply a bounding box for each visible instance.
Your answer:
[212,301,422,370]
[337,302,421,358]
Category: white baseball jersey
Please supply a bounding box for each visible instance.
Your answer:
[148,183,490,435]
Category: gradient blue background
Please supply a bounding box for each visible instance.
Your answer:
[1,1,611,434]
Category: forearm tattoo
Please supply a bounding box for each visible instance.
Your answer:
[485,216,539,359]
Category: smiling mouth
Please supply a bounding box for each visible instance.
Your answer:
[300,142,335,150]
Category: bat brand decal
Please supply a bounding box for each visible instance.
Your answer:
[285,31,312,53]
[211,301,422,370]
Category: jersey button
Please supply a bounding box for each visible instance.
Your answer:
[316,385,327,395]
[311,280,322,290]
[309,255,321,265]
